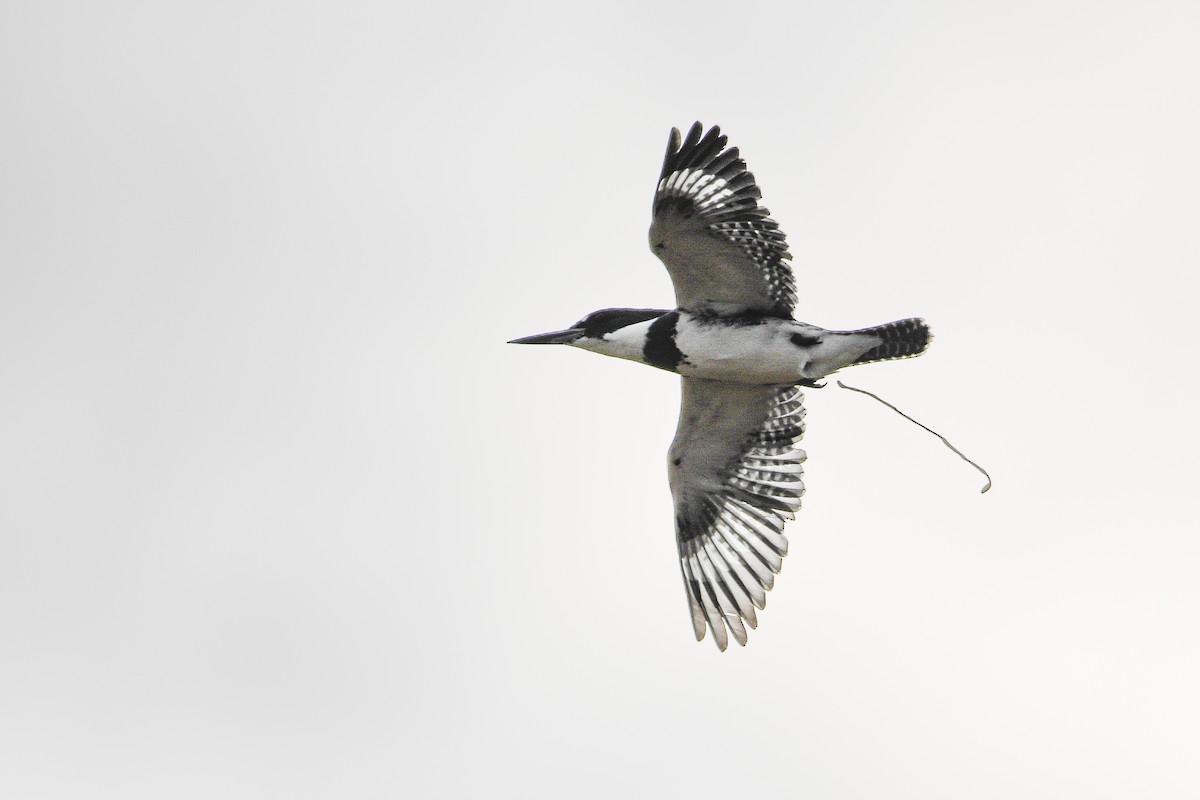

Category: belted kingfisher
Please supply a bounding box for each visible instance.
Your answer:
[511,123,931,650]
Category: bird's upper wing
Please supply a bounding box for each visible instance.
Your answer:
[649,122,797,317]
[669,378,806,650]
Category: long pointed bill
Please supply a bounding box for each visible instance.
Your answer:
[508,328,585,345]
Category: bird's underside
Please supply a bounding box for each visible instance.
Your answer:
[650,123,929,649]
[511,122,932,650]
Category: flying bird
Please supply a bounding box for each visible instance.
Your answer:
[511,123,931,650]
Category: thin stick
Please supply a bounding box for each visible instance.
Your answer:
[837,380,992,494]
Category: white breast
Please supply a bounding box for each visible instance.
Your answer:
[673,314,808,384]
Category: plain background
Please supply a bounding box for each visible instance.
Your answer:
[3,1,1198,797]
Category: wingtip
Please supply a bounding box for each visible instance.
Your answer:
[679,121,704,157]
[727,615,749,647]
[711,621,730,652]
[668,126,682,149]
[686,120,719,138]
[691,608,706,642]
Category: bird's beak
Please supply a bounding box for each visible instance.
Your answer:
[508,328,585,345]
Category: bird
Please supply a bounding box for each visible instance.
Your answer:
[510,122,931,650]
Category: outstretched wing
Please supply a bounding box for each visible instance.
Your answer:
[669,378,807,650]
[649,122,797,317]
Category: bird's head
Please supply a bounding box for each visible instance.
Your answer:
[508,308,668,357]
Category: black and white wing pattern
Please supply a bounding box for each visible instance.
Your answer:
[669,378,807,650]
[649,122,797,317]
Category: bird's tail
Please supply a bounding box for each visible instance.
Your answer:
[850,318,932,365]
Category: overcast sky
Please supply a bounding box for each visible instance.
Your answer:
[3,1,1198,798]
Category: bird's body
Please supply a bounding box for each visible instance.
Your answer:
[512,123,932,650]
[570,309,927,385]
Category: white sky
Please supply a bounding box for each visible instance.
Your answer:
[2,1,1198,798]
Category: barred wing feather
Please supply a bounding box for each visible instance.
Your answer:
[649,122,797,317]
[669,379,807,650]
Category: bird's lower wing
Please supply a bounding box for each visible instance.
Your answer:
[668,378,807,650]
